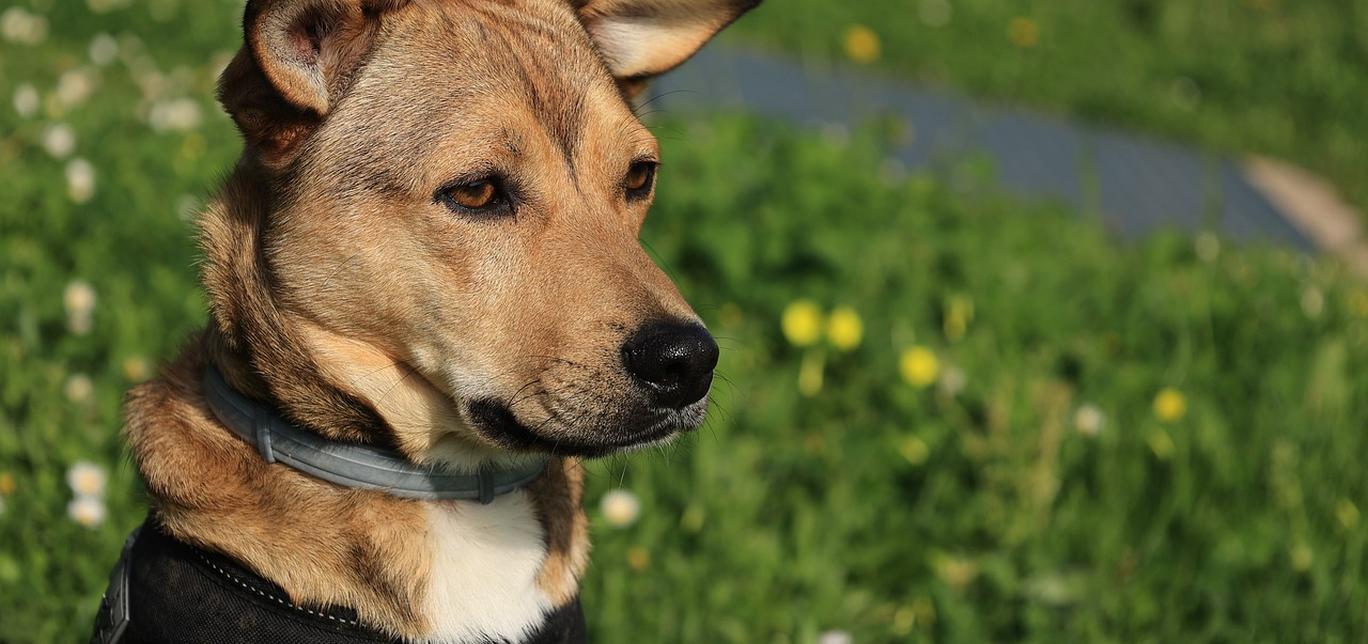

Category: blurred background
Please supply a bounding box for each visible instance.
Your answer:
[3,0,1367,642]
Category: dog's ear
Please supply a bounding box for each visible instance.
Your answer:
[219,0,408,165]
[574,0,761,98]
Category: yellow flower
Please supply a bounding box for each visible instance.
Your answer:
[122,356,150,382]
[1007,17,1039,48]
[0,472,14,495]
[843,25,881,64]
[899,435,929,465]
[781,299,823,347]
[1153,387,1187,423]
[892,605,916,635]
[943,295,974,342]
[798,350,825,397]
[825,306,863,351]
[900,346,940,388]
[932,554,979,591]
[1349,289,1368,317]
[626,546,650,571]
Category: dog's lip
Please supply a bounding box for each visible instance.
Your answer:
[466,398,687,457]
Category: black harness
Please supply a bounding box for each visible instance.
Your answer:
[91,517,587,644]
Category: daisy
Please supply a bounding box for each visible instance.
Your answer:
[599,489,640,528]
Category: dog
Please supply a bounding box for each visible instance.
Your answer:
[89,0,759,642]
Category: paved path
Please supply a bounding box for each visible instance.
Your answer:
[653,46,1316,250]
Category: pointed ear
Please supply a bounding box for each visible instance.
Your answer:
[218,0,408,164]
[575,0,761,97]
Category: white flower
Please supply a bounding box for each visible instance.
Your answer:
[66,158,97,203]
[12,83,39,118]
[42,123,76,159]
[1074,403,1105,437]
[599,489,641,528]
[56,69,96,108]
[89,33,119,66]
[938,365,967,397]
[1301,287,1324,319]
[67,461,108,498]
[147,97,201,132]
[68,495,107,528]
[65,373,94,403]
[817,630,853,644]
[64,280,97,316]
[1,7,48,45]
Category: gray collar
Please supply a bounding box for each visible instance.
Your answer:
[201,366,545,503]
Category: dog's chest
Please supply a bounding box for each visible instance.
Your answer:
[419,491,553,644]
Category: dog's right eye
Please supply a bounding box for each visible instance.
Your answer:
[435,178,512,217]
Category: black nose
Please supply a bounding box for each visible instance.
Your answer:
[621,321,720,409]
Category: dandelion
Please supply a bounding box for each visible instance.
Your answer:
[67,461,108,498]
[1153,387,1187,423]
[843,25,881,64]
[89,33,119,66]
[1073,404,1104,436]
[68,495,107,528]
[937,365,966,397]
[898,435,929,465]
[817,631,853,644]
[899,346,940,388]
[13,83,39,118]
[66,158,97,203]
[1007,17,1039,48]
[781,300,823,347]
[122,356,150,382]
[147,97,202,132]
[42,123,76,159]
[1336,499,1359,530]
[825,306,863,351]
[599,489,640,528]
[1,7,48,45]
[917,0,952,28]
[65,374,94,403]
[0,472,14,495]
[626,546,650,571]
[798,351,824,397]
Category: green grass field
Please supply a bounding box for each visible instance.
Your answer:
[731,0,1368,217]
[3,1,1368,642]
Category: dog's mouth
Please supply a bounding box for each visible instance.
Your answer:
[465,398,702,457]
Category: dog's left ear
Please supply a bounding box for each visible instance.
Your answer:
[574,0,761,97]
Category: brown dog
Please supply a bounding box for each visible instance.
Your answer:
[102,0,758,642]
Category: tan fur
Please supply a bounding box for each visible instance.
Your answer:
[125,0,757,639]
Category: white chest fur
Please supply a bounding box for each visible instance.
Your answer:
[420,491,552,643]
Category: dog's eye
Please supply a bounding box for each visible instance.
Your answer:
[625,161,657,200]
[436,178,510,216]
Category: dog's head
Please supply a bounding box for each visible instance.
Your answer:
[215,0,756,461]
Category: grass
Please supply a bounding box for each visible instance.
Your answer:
[4,1,1368,642]
[731,0,1368,217]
